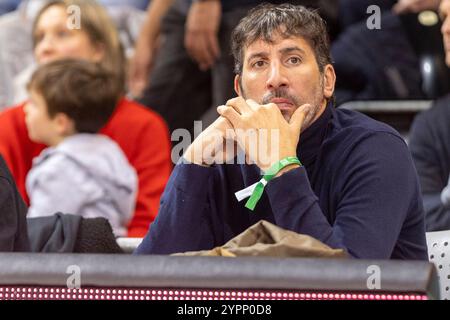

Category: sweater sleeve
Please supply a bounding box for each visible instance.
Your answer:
[134,163,217,254]
[265,132,426,259]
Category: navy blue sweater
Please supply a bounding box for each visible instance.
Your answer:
[136,104,428,259]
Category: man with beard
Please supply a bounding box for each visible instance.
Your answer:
[135,4,428,259]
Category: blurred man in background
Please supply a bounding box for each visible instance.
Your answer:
[409,0,450,232]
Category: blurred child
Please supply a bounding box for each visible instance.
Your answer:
[24,58,137,237]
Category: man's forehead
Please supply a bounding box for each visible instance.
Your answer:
[244,35,311,56]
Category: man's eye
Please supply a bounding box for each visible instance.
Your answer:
[288,57,301,64]
[253,60,266,68]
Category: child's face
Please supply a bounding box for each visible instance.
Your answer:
[24,90,62,146]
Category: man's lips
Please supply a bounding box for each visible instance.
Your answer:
[270,98,294,110]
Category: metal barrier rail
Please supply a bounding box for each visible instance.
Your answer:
[0,253,439,300]
[339,100,432,113]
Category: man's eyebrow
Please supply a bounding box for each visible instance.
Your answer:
[246,46,306,63]
[247,51,269,62]
[279,46,306,55]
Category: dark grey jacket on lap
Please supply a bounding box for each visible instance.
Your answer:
[27,213,124,254]
[0,156,30,252]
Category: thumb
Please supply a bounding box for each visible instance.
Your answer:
[289,103,312,132]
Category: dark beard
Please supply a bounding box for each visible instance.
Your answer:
[261,87,301,106]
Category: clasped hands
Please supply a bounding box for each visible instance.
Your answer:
[183,97,313,175]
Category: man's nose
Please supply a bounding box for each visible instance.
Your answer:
[442,16,450,36]
[265,61,288,90]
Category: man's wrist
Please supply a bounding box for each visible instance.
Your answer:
[275,164,301,178]
[264,156,301,177]
[181,157,210,167]
[258,151,298,172]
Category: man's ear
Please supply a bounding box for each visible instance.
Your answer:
[322,64,336,99]
[234,74,241,96]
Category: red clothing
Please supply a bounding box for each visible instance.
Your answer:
[0,98,172,237]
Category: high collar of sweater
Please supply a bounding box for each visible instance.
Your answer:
[296,101,333,168]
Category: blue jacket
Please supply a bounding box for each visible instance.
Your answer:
[136,104,428,259]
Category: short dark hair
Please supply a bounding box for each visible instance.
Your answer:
[231,3,332,74]
[28,59,121,133]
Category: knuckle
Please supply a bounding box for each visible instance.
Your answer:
[235,97,246,105]
[226,98,237,106]
[220,105,230,114]
[254,105,263,112]
[236,115,247,128]
[266,102,277,109]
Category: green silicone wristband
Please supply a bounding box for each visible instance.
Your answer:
[245,156,302,210]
